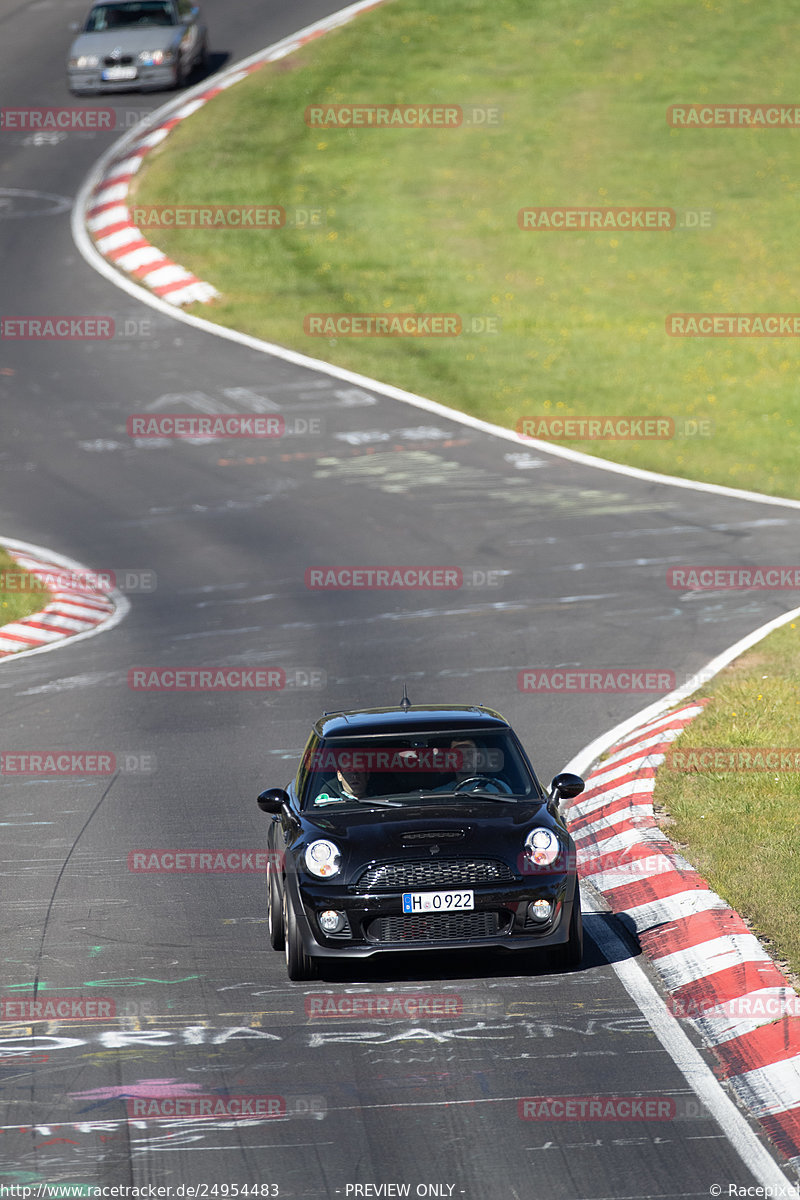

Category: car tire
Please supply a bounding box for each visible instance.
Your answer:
[173,54,185,89]
[552,893,583,969]
[267,862,284,951]
[283,886,316,981]
[196,35,209,74]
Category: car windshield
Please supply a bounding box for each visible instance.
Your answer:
[85,2,175,30]
[301,730,541,809]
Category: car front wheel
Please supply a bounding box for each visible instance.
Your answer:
[552,893,583,969]
[283,887,316,981]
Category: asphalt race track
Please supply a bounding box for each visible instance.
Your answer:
[2,1,800,1196]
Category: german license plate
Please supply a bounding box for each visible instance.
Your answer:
[102,66,137,81]
[402,890,474,913]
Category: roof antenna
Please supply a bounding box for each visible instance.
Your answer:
[400,682,411,711]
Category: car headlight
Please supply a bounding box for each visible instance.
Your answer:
[524,828,561,867]
[69,54,100,68]
[304,839,341,879]
[137,49,176,66]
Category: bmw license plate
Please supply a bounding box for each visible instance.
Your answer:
[102,66,137,81]
[402,890,474,913]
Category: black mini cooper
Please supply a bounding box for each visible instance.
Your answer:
[257,700,585,979]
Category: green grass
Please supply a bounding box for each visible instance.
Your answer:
[0,547,52,629]
[130,0,800,497]
[654,620,800,981]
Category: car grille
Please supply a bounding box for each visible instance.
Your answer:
[358,858,514,890]
[401,829,465,843]
[104,55,135,66]
[368,911,499,944]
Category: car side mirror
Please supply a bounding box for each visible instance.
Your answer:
[548,772,585,808]
[257,787,290,814]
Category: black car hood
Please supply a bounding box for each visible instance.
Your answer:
[297,799,560,878]
[306,796,544,827]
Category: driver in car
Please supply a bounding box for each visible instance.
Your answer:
[313,761,371,805]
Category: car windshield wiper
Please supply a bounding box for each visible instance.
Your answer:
[410,790,519,804]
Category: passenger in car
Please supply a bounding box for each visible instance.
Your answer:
[433,738,506,793]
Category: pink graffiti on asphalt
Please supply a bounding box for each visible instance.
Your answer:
[70,1078,204,1100]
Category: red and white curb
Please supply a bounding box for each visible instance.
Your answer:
[565,701,800,1173]
[84,0,388,306]
[0,538,126,662]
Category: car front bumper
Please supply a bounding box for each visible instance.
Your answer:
[287,872,578,959]
[68,65,178,92]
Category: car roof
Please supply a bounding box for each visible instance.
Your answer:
[314,704,512,739]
